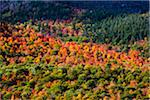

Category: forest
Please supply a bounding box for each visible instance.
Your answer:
[0,1,149,99]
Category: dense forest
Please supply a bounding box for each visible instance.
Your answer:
[0,1,149,99]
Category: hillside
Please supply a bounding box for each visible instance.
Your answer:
[0,1,149,99]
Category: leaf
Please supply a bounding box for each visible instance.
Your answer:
[130,80,137,87]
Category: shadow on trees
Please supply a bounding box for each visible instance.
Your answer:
[0,1,149,24]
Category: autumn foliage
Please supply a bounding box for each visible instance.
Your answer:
[0,21,149,99]
[0,1,149,99]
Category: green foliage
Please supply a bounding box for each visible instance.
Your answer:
[1,63,149,99]
[87,14,149,45]
[63,36,89,43]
